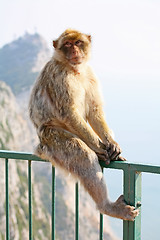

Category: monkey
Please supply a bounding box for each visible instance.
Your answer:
[29,29,139,221]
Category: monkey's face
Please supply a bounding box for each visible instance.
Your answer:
[60,40,86,65]
[53,29,91,66]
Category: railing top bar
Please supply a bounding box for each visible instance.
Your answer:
[0,150,49,162]
[0,150,160,174]
[100,160,160,174]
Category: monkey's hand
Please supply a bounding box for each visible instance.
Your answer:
[104,139,123,161]
[95,141,110,164]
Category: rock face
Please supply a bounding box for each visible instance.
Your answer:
[0,80,34,151]
[0,80,51,240]
[0,32,51,94]
[0,34,119,240]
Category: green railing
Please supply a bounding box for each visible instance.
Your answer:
[0,150,160,240]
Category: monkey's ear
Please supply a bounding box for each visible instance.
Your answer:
[53,40,58,49]
[87,35,91,42]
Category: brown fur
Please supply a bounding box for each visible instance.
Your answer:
[29,29,139,221]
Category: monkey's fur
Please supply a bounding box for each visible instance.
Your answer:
[29,29,139,221]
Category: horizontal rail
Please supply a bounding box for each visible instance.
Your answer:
[100,160,160,174]
[1,150,160,174]
[0,150,48,162]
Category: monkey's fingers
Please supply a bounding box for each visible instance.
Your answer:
[97,154,110,165]
[97,153,108,161]
[109,145,122,160]
[110,150,121,160]
[97,146,109,159]
[116,155,127,161]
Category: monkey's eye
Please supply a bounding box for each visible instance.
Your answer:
[75,40,83,46]
[64,42,72,48]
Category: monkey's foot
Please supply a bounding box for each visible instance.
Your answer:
[34,143,48,160]
[110,195,139,221]
[100,195,139,221]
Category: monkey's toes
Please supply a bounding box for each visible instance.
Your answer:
[115,195,139,221]
[124,206,139,221]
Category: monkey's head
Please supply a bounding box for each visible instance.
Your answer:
[53,29,91,66]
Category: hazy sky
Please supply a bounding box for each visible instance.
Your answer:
[1,0,160,76]
[1,0,160,164]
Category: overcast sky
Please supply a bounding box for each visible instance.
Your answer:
[1,0,160,165]
[1,0,160,77]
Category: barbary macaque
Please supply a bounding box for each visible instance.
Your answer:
[29,29,139,220]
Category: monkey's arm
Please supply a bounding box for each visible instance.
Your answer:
[88,107,124,161]
[88,107,114,144]
[86,68,115,145]
[86,67,124,161]
[64,107,108,160]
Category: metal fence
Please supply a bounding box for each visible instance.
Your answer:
[0,150,160,240]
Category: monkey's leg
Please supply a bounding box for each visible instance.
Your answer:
[36,127,139,221]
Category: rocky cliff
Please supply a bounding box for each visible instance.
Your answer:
[0,33,51,94]
[0,81,51,240]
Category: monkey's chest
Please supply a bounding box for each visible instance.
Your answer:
[71,83,88,119]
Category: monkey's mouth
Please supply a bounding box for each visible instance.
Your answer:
[68,57,83,65]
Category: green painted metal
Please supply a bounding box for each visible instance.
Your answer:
[123,167,142,240]
[0,150,47,162]
[100,160,160,174]
[99,167,104,240]
[134,172,141,240]
[99,213,103,240]
[5,158,9,240]
[0,150,160,174]
[75,182,79,240]
[52,166,55,240]
[28,160,32,240]
[0,150,160,240]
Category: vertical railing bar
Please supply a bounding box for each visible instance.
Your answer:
[52,166,55,240]
[123,166,129,240]
[99,213,103,240]
[28,160,32,240]
[5,158,10,240]
[99,167,104,240]
[134,171,142,240]
[123,165,142,240]
[75,182,79,240]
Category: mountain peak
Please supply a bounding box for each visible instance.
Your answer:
[0,33,51,94]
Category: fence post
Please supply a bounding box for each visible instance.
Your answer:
[28,160,32,240]
[5,158,10,240]
[99,167,104,240]
[52,166,56,240]
[75,182,79,240]
[123,165,142,240]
